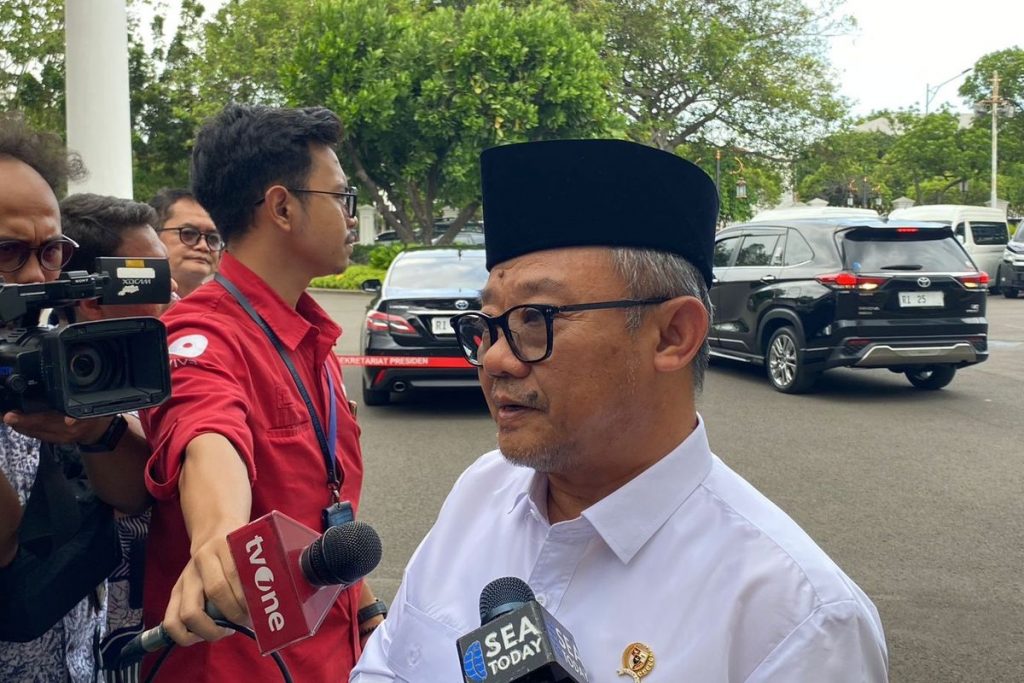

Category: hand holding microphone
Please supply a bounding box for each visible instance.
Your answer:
[120,512,382,666]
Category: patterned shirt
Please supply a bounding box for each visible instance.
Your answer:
[0,424,106,683]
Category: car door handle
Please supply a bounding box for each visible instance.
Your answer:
[760,275,777,283]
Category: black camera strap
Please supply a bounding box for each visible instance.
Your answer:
[214,273,341,492]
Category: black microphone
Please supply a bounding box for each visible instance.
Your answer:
[118,518,382,666]
[456,577,589,683]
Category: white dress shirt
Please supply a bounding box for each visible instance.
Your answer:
[353,417,888,682]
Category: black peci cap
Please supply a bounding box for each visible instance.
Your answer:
[480,139,719,286]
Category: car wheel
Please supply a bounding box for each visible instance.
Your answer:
[765,327,818,394]
[362,378,390,406]
[904,365,956,390]
[1005,287,1020,299]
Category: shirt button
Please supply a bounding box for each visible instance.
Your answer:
[408,645,421,666]
[536,594,547,607]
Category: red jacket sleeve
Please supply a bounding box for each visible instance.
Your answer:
[141,315,258,501]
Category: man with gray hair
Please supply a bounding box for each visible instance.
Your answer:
[352,140,887,682]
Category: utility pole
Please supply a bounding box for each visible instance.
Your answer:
[990,71,999,209]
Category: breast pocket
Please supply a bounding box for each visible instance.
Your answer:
[388,601,463,681]
[270,384,310,431]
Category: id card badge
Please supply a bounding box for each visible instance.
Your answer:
[323,500,355,530]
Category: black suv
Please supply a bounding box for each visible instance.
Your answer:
[710,218,989,392]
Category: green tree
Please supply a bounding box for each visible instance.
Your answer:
[959,48,1024,212]
[0,0,65,134]
[129,0,208,200]
[795,122,896,209]
[602,0,850,157]
[286,0,621,243]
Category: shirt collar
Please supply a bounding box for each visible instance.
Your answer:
[507,415,713,564]
[217,252,342,353]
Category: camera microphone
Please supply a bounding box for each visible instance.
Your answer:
[457,577,589,682]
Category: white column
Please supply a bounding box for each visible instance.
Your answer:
[65,0,133,197]
[358,205,377,245]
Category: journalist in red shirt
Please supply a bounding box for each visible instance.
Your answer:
[140,105,380,681]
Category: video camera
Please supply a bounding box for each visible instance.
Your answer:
[0,257,172,418]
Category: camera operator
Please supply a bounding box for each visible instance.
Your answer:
[0,114,145,682]
[57,192,180,681]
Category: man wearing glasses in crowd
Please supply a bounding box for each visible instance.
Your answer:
[352,140,887,682]
[149,188,222,298]
[140,104,378,682]
[0,114,156,682]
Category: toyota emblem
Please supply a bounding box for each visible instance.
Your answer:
[917,277,931,288]
[455,299,469,310]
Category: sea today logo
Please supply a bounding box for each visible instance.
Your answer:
[463,616,545,681]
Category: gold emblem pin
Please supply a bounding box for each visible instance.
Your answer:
[616,642,655,681]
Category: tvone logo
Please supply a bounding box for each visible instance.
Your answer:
[245,534,285,632]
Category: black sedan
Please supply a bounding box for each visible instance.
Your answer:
[357,247,486,405]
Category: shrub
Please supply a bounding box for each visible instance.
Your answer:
[368,243,408,270]
[309,264,386,290]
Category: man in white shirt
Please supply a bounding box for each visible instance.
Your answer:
[352,140,888,682]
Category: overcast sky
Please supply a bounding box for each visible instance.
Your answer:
[830,0,1023,116]
[163,0,1023,117]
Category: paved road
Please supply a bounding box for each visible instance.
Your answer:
[315,290,1023,683]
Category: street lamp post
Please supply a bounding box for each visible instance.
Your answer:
[925,67,971,115]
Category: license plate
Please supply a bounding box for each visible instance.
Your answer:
[899,291,944,308]
[431,316,453,335]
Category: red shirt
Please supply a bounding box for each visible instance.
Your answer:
[140,253,364,682]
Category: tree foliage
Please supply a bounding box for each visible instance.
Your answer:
[0,0,65,134]
[603,0,850,157]
[286,0,621,243]
[793,48,1024,215]
[129,0,208,200]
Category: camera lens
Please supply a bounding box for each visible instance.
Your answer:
[65,340,125,393]
[68,346,104,388]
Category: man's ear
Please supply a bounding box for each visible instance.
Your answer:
[652,296,708,374]
[259,185,296,234]
[75,298,103,322]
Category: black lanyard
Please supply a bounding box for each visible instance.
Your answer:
[215,273,341,494]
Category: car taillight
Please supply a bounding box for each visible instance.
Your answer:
[366,311,417,335]
[957,272,989,288]
[816,272,888,290]
[895,227,919,234]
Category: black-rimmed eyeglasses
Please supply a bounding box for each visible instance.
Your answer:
[255,187,357,217]
[450,298,668,366]
[156,227,225,252]
[0,236,78,273]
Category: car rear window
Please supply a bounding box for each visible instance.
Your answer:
[388,255,488,289]
[970,221,1009,245]
[841,229,976,273]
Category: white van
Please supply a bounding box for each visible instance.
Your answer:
[887,205,1009,286]
[749,206,880,222]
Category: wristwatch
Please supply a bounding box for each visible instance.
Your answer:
[77,414,129,453]
[357,598,388,626]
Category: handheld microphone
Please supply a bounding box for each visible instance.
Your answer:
[120,512,382,666]
[457,577,589,683]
